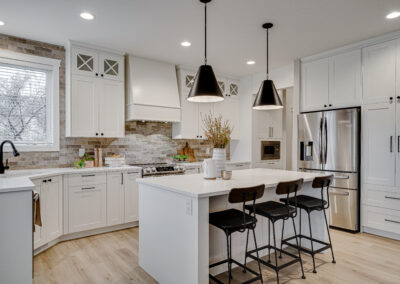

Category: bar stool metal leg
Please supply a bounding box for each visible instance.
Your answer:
[272,222,280,284]
[252,228,264,284]
[323,209,336,263]
[225,232,232,284]
[292,217,306,279]
[243,228,250,272]
[279,220,285,258]
[307,211,317,273]
[268,220,271,263]
[299,209,302,249]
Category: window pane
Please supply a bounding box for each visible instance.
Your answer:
[0,62,48,143]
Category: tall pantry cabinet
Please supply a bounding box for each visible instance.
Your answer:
[66,42,125,138]
[362,39,400,237]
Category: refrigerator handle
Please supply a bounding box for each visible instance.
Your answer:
[324,116,328,164]
[319,117,324,163]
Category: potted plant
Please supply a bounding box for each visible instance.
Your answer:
[172,155,189,162]
[74,153,95,169]
[202,112,232,178]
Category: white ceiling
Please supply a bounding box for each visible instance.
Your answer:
[1,0,400,77]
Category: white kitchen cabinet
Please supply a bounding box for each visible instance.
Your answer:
[70,75,98,137]
[362,102,396,187]
[213,98,240,140]
[99,52,124,81]
[397,97,400,187]
[44,176,63,242]
[71,46,98,77]
[98,79,125,138]
[69,75,124,138]
[33,176,63,250]
[300,49,362,112]
[197,103,213,139]
[301,58,329,112]
[124,171,140,223]
[67,43,125,138]
[106,172,125,226]
[363,40,397,105]
[329,49,362,108]
[33,179,45,249]
[252,107,283,139]
[68,183,107,233]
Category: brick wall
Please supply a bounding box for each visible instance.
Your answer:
[0,33,228,169]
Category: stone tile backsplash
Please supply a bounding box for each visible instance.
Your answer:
[0,33,228,169]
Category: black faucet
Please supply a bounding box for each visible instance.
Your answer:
[0,140,20,174]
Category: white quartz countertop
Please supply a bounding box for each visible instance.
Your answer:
[137,168,325,198]
[176,161,251,168]
[0,165,142,194]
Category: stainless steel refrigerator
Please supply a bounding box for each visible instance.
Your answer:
[298,108,360,232]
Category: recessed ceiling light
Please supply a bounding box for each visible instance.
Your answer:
[0,21,5,26]
[181,41,191,47]
[247,60,256,65]
[386,11,400,19]
[80,12,95,20]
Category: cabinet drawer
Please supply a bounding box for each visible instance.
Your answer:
[67,172,106,186]
[364,206,400,235]
[364,189,400,211]
[68,184,107,233]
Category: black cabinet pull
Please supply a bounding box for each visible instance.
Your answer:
[96,73,99,76]
[398,136,400,153]
[43,179,47,183]
[81,187,95,190]
[390,136,393,152]
[81,174,95,177]
[390,97,394,100]
[329,104,332,107]
[385,219,400,224]
[101,133,104,136]
[96,133,99,136]
[101,74,104,77]
[48,179,52,182]
[121,172,124,185]
[324,105,327,107]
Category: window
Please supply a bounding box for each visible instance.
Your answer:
[0,50,60,151]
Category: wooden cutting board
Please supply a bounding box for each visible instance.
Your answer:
[180,142,196,162]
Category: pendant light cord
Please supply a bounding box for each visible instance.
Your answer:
[204,3,207,65]
[266,28,269,79]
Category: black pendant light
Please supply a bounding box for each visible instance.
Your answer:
[187,0,224,103]
[253,23,283,110]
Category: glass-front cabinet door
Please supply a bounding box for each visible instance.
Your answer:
[99,52,124,81]
[71,47,98,76]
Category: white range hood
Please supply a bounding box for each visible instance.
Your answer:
[125,55,181,122]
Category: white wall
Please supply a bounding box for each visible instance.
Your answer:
[230,63,295,163]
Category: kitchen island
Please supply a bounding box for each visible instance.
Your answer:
[137,168,329,284]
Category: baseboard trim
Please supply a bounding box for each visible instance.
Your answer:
[34,221,139,256]
[362,226,400,241]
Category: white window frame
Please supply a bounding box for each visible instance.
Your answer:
[0,49,60,152]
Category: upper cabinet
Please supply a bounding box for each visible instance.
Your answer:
[362,40,397,105]
[66,42,125,138]
[329,49,362,108]
[301,58,330,112]
[172,69,240,140]
[301,49,362,112]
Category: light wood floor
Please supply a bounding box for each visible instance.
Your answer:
[33,228,400,284]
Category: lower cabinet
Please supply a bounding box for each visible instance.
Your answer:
[33,176,63,250]
[68,183,107,233]
[107,172,125,226]
[124,171,140,223]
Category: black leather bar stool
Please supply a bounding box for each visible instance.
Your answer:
[244,179,305,284]
[209,184,265,284]
[280,175,336,273]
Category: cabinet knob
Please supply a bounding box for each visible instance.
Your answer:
[101,133,104,136]
[390,97,394,100]
[324,105,327,107]
[329,104,332,107]
[101,74,104,77]
[96,133,99,136]
[96,73,99,76]
[397,96,400,99]
[43,179,47,183]
[48,179,52,182]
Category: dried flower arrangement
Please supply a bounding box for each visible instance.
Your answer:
[202,112,232,149]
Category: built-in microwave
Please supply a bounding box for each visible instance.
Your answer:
[260,140,280,160]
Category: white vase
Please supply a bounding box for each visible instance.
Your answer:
[212,148,226,178]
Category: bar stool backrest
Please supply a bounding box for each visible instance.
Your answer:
[228,184,265,204]
[312,175,333,210]
[276,179,303,218]
[229,184,265,232]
